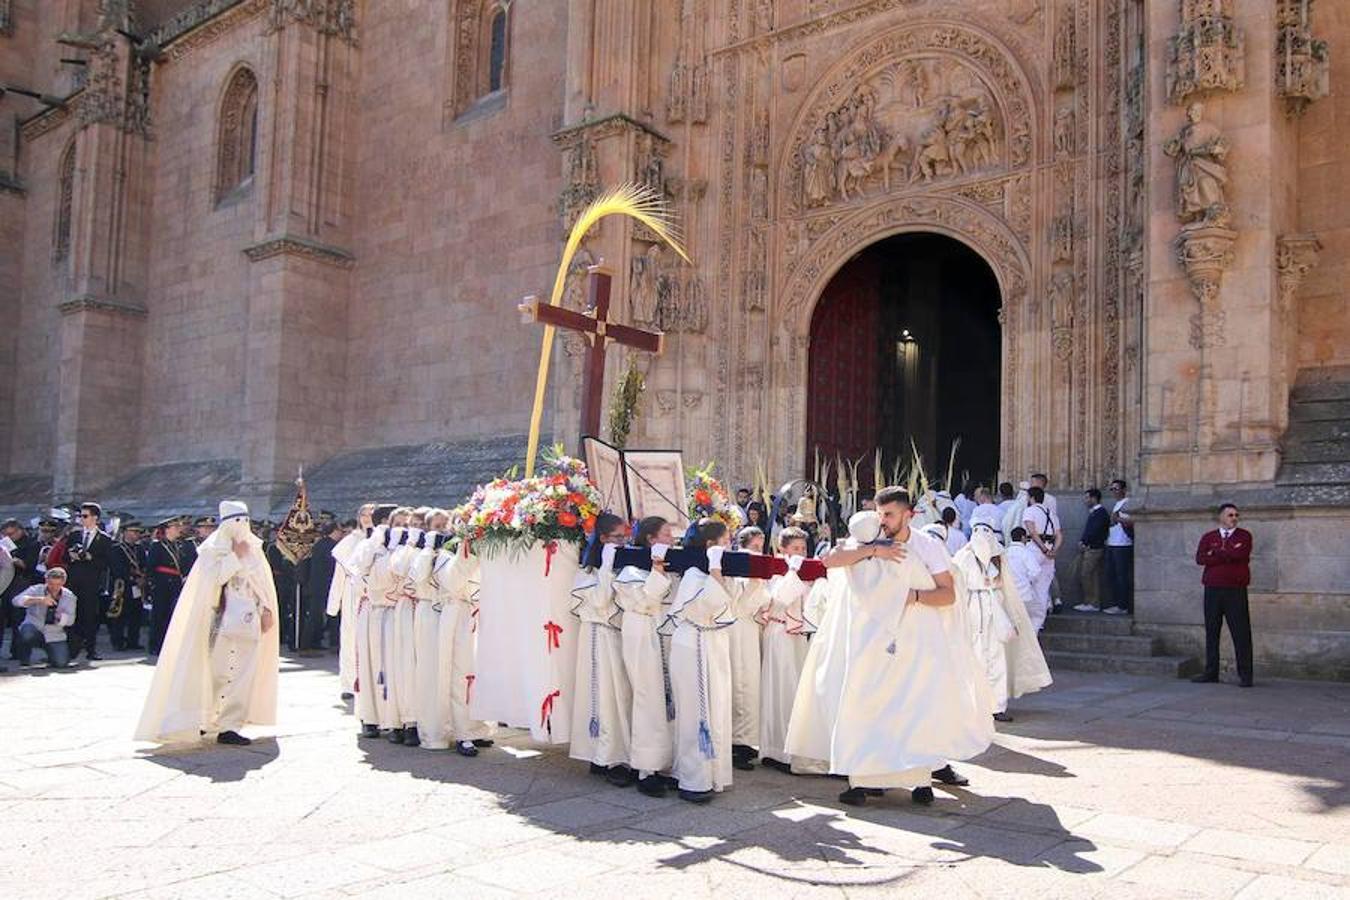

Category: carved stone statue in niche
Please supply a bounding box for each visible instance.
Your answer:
[750,167,769,220]
[629,244,663,327]
[753,0,773,35]
[1163,102,1231,227]
[1053,105,1074,158]
[1053,4,1076,90]
[1049,269,1075,327]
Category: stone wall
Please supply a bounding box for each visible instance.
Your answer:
[1134,501,1350,681]
[343,1,567,450]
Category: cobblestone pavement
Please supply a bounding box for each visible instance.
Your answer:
[3,649,1348,899]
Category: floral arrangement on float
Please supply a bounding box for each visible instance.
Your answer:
[686,462,743,531]
[450,445,603,560]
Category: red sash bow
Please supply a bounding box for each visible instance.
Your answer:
[543,539,558,577]
[544,620,563,652]
[464,674,475,705]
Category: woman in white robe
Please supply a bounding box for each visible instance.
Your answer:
[612,516,678,797]
[786,511,994,804]
[951,525,1052,721]
[668,521,736,802]
[345,517,384,737]
[409,514,448,748]
[387,524,422,743]
[569,515,634,780]
[727,527,767,770]
[135,501,279,745]
[326,504,373,698]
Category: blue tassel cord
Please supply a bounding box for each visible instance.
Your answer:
[695,631,715,759]
[588,623,601,740]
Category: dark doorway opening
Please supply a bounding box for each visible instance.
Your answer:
[806,232,1002,493]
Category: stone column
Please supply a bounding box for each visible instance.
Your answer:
[52,19,151,497]
[238,8,356,511]
[1144,0,1296,487]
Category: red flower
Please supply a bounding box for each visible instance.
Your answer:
[694,489,712,506]
[583,514,597,532]
[558,511,578,528]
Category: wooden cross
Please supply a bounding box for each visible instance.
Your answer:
[518,263,664,442]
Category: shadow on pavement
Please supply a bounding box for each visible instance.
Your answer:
[137,736,281,782]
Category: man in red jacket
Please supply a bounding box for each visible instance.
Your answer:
[1192,503,1254,687]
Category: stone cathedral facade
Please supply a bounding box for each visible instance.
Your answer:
[1,0,1347,677]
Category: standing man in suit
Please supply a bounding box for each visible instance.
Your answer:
[1073,489,1110,612]
[1192,503,1254,687]
[65,502,114,661]
[297,521,340,654]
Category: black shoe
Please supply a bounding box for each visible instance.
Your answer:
[1191,673,1219,683]
[359,723,381,739]
[993,711,1015,723]
[217,731,252,746]
[605,765,637,788]
[636,774,667,798]
[732,757,755,771]
[340,692,354,700]
[456,740,479,757]
[931,765,969,787]
[472,739,494,748]
[839,787,868,807]
[388,728,406,744]
[127,644,144,650]
[1239,678,1254,688]
[761,757,793,774]
[86,652,102,661]
[403,726,420,747]
[911,786,935,805]
[732,743,758,761]
[589,762,607,777]
[678,789,713,804]
[658,774,680,788]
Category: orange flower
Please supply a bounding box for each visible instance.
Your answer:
[694,489,712,506]
[558,511,578,528]
[583,514,597,532]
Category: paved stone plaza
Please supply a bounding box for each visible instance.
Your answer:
[4,654,1348,899]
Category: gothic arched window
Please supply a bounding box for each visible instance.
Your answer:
[53,140,75,262]
[487,6,508,94]
[215,66,259,205]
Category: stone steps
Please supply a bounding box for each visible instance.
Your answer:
[1276,461,1350,486]
[1288,398,1350,423]
[1281,437,1350,463]
[1042,649,1202,678]
[1290,379,1350,403]
[1042,613,1134,636]
[1040,612,1198,678]
[1039,631,1163,656]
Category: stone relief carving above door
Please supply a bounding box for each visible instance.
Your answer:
[779,24,1036,221]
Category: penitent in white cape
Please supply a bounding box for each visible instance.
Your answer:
[135,502,280,743]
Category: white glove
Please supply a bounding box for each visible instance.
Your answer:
[706,545,726,571]
[787,554,805,573]
[650,543,669,562]
[600,543,618,572]
[390,527,406,544]
[407,527,424,544]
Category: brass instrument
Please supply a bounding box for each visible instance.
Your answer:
[107,577,125,619]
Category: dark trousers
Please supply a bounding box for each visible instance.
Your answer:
[1106,546,1134,612]
[109,598,145,649]
[1203,586,1253,683]
[149,594,178,655]
[17,624,71,668]
[68,585,104,656]
[299,592,327,650]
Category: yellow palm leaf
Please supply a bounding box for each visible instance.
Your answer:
[525,183,690,476]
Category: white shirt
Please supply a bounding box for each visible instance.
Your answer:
[1041,492,1059,518]
[1023,505,1060,543]
[1219,528,1234,541]
[945,526,968,555]
[83,529,94,549]
[1107,498,1133,547]
[902,528,950,576]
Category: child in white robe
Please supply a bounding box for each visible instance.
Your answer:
[409,510,448,748]
[327,503,373,699]
[668,518,736,803]
[758,527,818,773]
[612,516,677,798]
[348,505,397,738]
[386,518,421,744]
[569,514,635,783]
[728,526,766,771]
